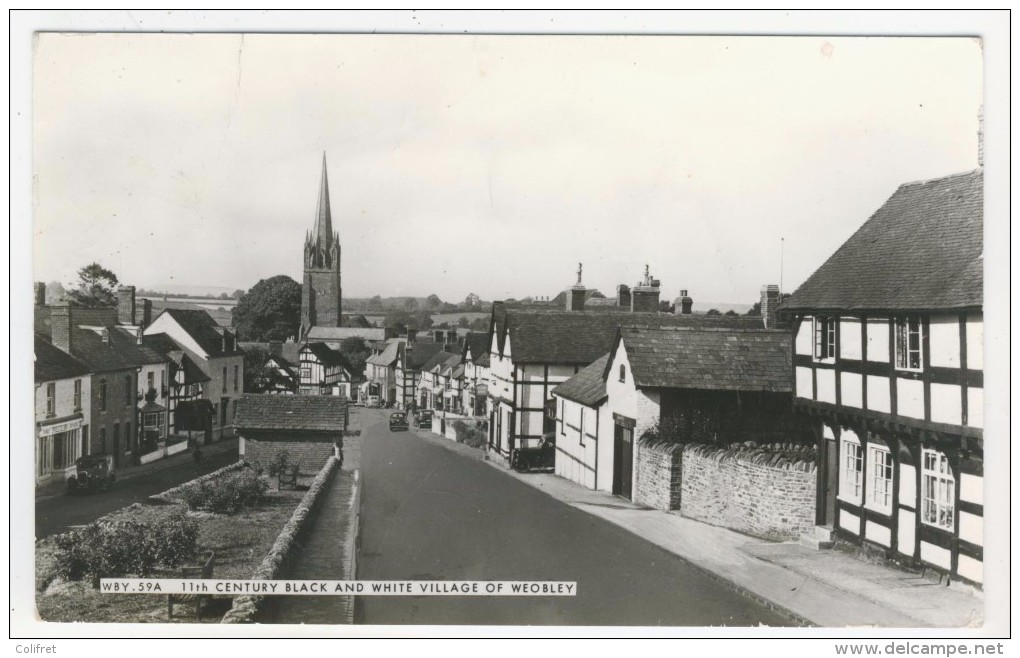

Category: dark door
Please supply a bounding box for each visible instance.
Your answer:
[112,423,121,468]
[823,438,839,526]
[543,399,557,435]
[613,424,633,499]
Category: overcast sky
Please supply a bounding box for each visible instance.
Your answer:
[33,34,982,305]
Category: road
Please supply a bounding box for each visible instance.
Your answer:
[355,410,792,627]
[35,446,239,539]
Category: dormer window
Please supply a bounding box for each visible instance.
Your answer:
[895,316,923,371]
[814,316,836,362]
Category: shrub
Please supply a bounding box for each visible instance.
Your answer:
[181,469,269,514]
[52,510,198,585]
[452,420,487,448]
[266,451,291,477]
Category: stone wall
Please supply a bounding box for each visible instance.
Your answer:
[680,443,817,541]
[634,438,683,511]
[241,437,336,474]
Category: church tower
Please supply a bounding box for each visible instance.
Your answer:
[300,154,342,340]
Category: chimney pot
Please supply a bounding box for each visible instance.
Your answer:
[34,282,46,306]
[760,284,781,329]
[51,300,74,353]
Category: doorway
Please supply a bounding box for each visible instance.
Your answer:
[613,423,633,499]
[821,437,839,527]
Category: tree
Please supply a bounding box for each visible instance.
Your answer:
[219,292,230,300]
[440,302,458,313]
[384,308,433,331]
[404,298,419,311]
[426,294,442,309]
[724,310,738,316]
[659,300,674,313]
[339,337,372,381]
[465,292,480,307]
[231,275,302,341]
[344,314,371,328]
[368,295,384,311]
[706,308,721,316]
[232,289,246,300]
[746,302,762,316]
[469,317,489,331]
[457,316,470,329]
[67,262,119,307]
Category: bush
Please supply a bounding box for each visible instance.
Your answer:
[181,469,269,514]
[452,420,487,449]
[266,451,291,477]
[53,510,198,585]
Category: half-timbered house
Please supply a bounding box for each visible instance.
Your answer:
[298,342,353,397]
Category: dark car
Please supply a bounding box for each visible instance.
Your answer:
[414,409,434,428]
[388,412,409,432]
[67,454,116,494]
[511,433,556,473]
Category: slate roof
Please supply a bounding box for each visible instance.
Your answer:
[462,332,491,362]
[233,394,348,432]
[402,341,445,370]
[551,354,609,407]
[440,355,462,377]
[420,350,457,373]
[34,335,90,382]
[302,342,350,369]
[146,332,211,383]
[548,288,607,307]
[784,169,983,312]
[65,326,169,374]
[492,306,762,365]
[305,326,387,342]
[615,326,793,393]
[366,339,402,367]
[159,309,244,357]
[475,352,491,368]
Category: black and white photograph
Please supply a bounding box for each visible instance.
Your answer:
[10,9,1011,651]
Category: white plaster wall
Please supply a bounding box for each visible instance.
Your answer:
[865,520,891,547]
[897,509,916,556]
[920,541,952,570]
[867,375,891,413]
[929,315,961,368]
[966,314,983,371]
[840,317,862,360]
[958,511,983,547]
[840,372,863,408]
[899,463,917,508]
[839,510,860,534]
[957,554,983,584]
[867,318,889,363]
[967,387,984,428]
[959,473,983,505]
[816,368,836,404]
[795,316,813,356]
[929,383,962,426]
[897,378,925,420]
[144,314,207,358]
[36,375,90,423]
[796,366,813,400]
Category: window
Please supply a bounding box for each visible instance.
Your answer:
[161,370,166,395]
[212,403,219,426]
[73,379,82,411]
[147,371,155,392]
[895,316,923,371]
[98,380,108,412]
[619,364,626,382]
[866,444,893,514]
[921,448,955,531]
[222,367,228,393]
[814,316,836,361]
[839,432,863,504]
[46,383,55,416]
[233,365,239,392]
[124,375,132,405]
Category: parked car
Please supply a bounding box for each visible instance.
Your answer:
[511,433,556,473]
[414,409,434,428]
[66,454,116,494]
[388,412,409,432]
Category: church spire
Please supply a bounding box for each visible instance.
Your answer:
[312,152,333,245]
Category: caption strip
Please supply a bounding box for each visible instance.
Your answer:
[101,579,577,596]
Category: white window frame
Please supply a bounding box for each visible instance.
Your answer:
[839,431,863,505]
[865,443,893,514]
[921,448,955,531]
[814,316,837,363]
[895,316,924,372]
[46,383,56,416]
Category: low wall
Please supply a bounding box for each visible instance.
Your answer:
[680,443,817,541]
[341,470,362,624]
[634,438,683,511]
[241,438,336,475]
[221,456,340,624]
[151,460,247,503]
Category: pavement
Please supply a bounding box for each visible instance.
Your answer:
[406,419,985,629]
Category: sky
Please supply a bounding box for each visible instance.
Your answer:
[33,33,983,305]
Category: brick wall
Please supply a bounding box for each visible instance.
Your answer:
[634,438,683,511]
[680,443,817,541]
[241,437,336,474]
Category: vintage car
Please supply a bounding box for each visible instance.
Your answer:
[388,412,409,432]
[67,454,116,494]
[414,409,434,428]
[511,433,556,473]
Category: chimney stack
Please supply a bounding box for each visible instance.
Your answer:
[140,299,152,328]
[566,263,586,311]
[674,289,693,315]
[407,328,417,344]
[630,264,661,313]
[117,286,136,325]
[34,282,46,306]
[51,300,74,354]
[760,284,781,329]
[617,284,631,308]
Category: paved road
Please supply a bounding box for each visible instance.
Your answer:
[35,446,239,539]
[355,410,792,627]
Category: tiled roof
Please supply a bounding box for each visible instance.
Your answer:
[548,288,607,307]
[420,350,457,373]
[35,335,90,382]
[159,309,244,357]
[302,342,350,369]
[616,326,793,393]
[462,332,491,362]
[233,394,348,432]
[147,333,212,384]
[366,339,402,367]
[305,326,387,342]
[494,307,762,365]
[784,169,983,312]
[475,352,491,368]
[552,354,609,407]
[403,341,445,369]
[440,355,462,376]
[66,326,169,374]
